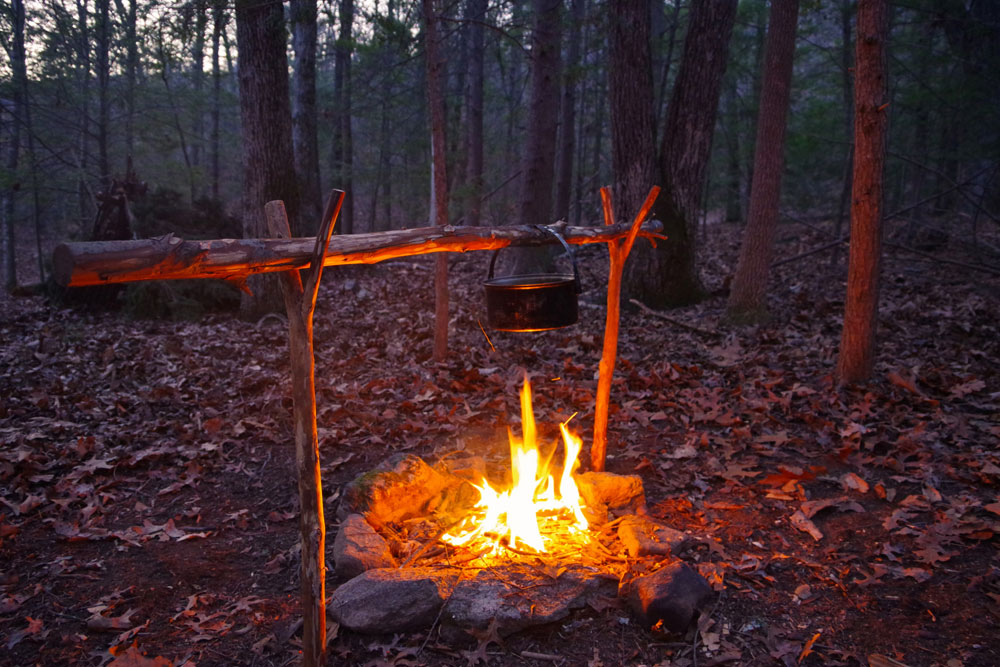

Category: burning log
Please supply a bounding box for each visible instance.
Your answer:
[52,220,664,287]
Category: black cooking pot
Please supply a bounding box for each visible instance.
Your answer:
[483,226,581,332]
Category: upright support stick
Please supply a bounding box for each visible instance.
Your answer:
[264,190,344,667]
[591,186,660,471]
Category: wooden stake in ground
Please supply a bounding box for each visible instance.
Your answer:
[591,186,660,472]
[264,190,344,667]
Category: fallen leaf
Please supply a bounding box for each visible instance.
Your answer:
[790,510,823,541]
[108,643,173,666]
[840,472,869,493]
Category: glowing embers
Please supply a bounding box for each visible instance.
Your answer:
[442,377,589,555]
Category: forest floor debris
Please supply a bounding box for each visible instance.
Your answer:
[1,219,998,665]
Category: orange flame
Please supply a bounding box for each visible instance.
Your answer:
[442,376,588,554]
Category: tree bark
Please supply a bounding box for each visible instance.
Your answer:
[555,0,584,221]
[463,0,487,226]
[291,0,322,234]
[235,0,300,319]
[332,0,355,234]
[96,0,111,187]
[210,0,225,200]
[423,0,450,361]
[191,0,208,180]
[514,0,562,273]
[54,221,664,287]
[609,0,657,218]
[837,0,888,385]
[3,0,26,290]
[726,0,800,321]
[112,0,138,157]
[624,0,737,308]
[76,0,92,225]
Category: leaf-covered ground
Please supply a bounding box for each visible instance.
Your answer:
[1,220,998,666]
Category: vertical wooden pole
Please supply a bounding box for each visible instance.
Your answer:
[264,190,344,667]
[591,186,660,471]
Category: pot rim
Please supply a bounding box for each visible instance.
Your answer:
[483,273,576,289]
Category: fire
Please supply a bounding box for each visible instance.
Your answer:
[442,377,589,554]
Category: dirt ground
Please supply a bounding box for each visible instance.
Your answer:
[1,218,998,666]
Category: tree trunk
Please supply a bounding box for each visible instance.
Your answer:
[210,0,225,200]
[830,0,854,265]
[624,0,737,308]
[191,0,207,180]
[96,0,111,187]
[514,0,562,273]
[609,0,657,218]
[726,0,800,321]
[332,0,355,234]
[76,0,92,225]
[837,0,888,385]
[235,0,300,319]
[3,0,26,290]
[112,0,139,157]
[463,0,487,226]
[555,0,584,221]
[424,0,450,362]
[291,0,322,234]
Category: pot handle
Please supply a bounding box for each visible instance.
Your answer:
[486,226,582,295]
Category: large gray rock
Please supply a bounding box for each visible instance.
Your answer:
[338,454,453,528]
[620,560,713,633]
[576,471,646,521]
[617,515,688,558]
[442,567,610,638]
[328,567,460,633]
[332,513,397,579]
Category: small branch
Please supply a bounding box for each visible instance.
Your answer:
[771,238,846,268]
[628,299,720,338]
[886,242,1000,276]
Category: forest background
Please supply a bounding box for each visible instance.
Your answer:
[1,0,997,312]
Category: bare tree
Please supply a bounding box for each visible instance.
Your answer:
[609,0,656,217]
[423,0,450,361]
[235,0,299,319]
[837,0,888,384]
[513,0,562,272]
[555,0,584,221]
[463,0,487,226]
[2,0,26,290]
[332,0,355,234]
[623,0,738,308]
[726,0,800,322]
[96,0,111,187]
[291,0,322,233]
[210,0,226,200]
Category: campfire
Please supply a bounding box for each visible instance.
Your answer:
[440,376,589,555]
[329,372,715,641]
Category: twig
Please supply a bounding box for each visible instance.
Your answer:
[519,650,563,662]
[628,299,720,338]
[770,238,846,268]
[886,242,1000,276]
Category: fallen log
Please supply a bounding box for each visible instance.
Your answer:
[52,221,665,287]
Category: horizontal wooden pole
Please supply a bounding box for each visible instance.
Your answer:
[52,221,664,287]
